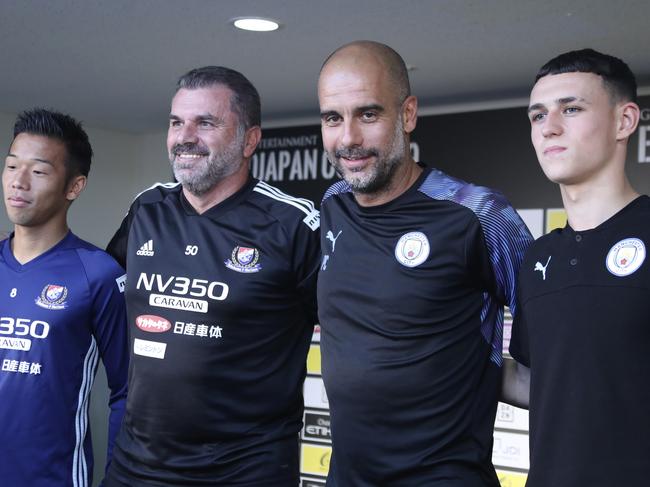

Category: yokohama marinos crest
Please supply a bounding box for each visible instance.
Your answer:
[225,246,262,273]
[35,284,68,310]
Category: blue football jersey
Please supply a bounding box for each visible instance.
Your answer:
[0,232,128,487]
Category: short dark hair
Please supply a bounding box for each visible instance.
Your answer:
[536,48,637,104]
[176,66,261,129]
[13,108,93,180]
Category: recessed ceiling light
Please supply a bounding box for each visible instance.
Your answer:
[232,17,280,32]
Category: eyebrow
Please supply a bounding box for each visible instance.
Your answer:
[169,114,223,123]
[320,109,339,119]
[527,96,588,114]
[320,104,386,119]
[356,104,385,113]
[6,153,54,166]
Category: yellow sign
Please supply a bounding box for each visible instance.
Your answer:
[545,208,567,233]
[307,345,322,375]
[497,470,528,487]
[300,443,331,477]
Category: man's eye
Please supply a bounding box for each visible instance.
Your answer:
[530,112,545,123]
[564,106,582,115]
[361,112,377,121]
[324,115,341,124]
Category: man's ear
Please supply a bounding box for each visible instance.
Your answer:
[243,126,262,158]
[66,175,87,202]
[402,95,418,134]
[616,101,640,141]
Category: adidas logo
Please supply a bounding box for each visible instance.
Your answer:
[136,240,155,257]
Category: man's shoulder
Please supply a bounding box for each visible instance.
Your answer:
[130,181,182,209]
[623,194,650,221]
[249,179,320,232]
[66,234,125,283]
[518,230,562,268]
[418,168,512,215]
[322,180,352,205]
[420,168,531,242]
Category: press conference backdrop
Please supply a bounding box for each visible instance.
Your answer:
[255,97,650,487]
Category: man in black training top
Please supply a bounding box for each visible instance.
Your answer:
[105,66,320,486]
[317,40,533,486]
[506,49,649,487]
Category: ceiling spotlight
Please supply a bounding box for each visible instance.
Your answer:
[232,17,280,32]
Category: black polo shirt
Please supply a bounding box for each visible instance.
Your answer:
[511,195,650,487]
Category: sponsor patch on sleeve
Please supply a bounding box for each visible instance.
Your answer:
[303,210,320,231]
[116,274,127,293]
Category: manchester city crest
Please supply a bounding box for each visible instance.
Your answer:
[225,246,262,273]
[395,231,430,268]
[35,284,68,310]
[606,237,645,277]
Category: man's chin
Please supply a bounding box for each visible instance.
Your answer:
[345,176,381,194]
[181,181,211,197]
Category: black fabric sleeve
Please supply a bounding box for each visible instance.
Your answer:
[106,201,139,269]
[291,219,320,327]
[509,286,530,367]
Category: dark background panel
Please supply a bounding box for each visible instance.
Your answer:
[255,96,650,209]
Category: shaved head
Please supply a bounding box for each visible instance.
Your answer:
[318,41,419,205]
[320,40,411,105]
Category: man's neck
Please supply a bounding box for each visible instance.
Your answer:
[182,166,249,214]
[11,221,69,264]
[354,158,422,207]
[561,174,639,231]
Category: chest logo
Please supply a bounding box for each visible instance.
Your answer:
[534,256,552,280]
[395,232,430,268]
[35,284,68,310]
[326,230,343,252]
[225,246,262,273]
[606,238,645,277]
[137,239,154,257]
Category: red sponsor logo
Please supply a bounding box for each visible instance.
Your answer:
[135,315,171,333]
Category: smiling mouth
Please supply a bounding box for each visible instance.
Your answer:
[172,143,209,159]
[336,148,377,169]
[176,153,207,159]
[339,156,373,173]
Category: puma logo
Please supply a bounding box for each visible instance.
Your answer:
[534,256,552,280]
[326,230,343,252]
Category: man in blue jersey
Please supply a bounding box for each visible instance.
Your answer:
[0,108,129,486]
[105,67,319,486]
[317,41,533,486]
[507,49,649,487]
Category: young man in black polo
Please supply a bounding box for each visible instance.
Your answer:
[508,49,647,486]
